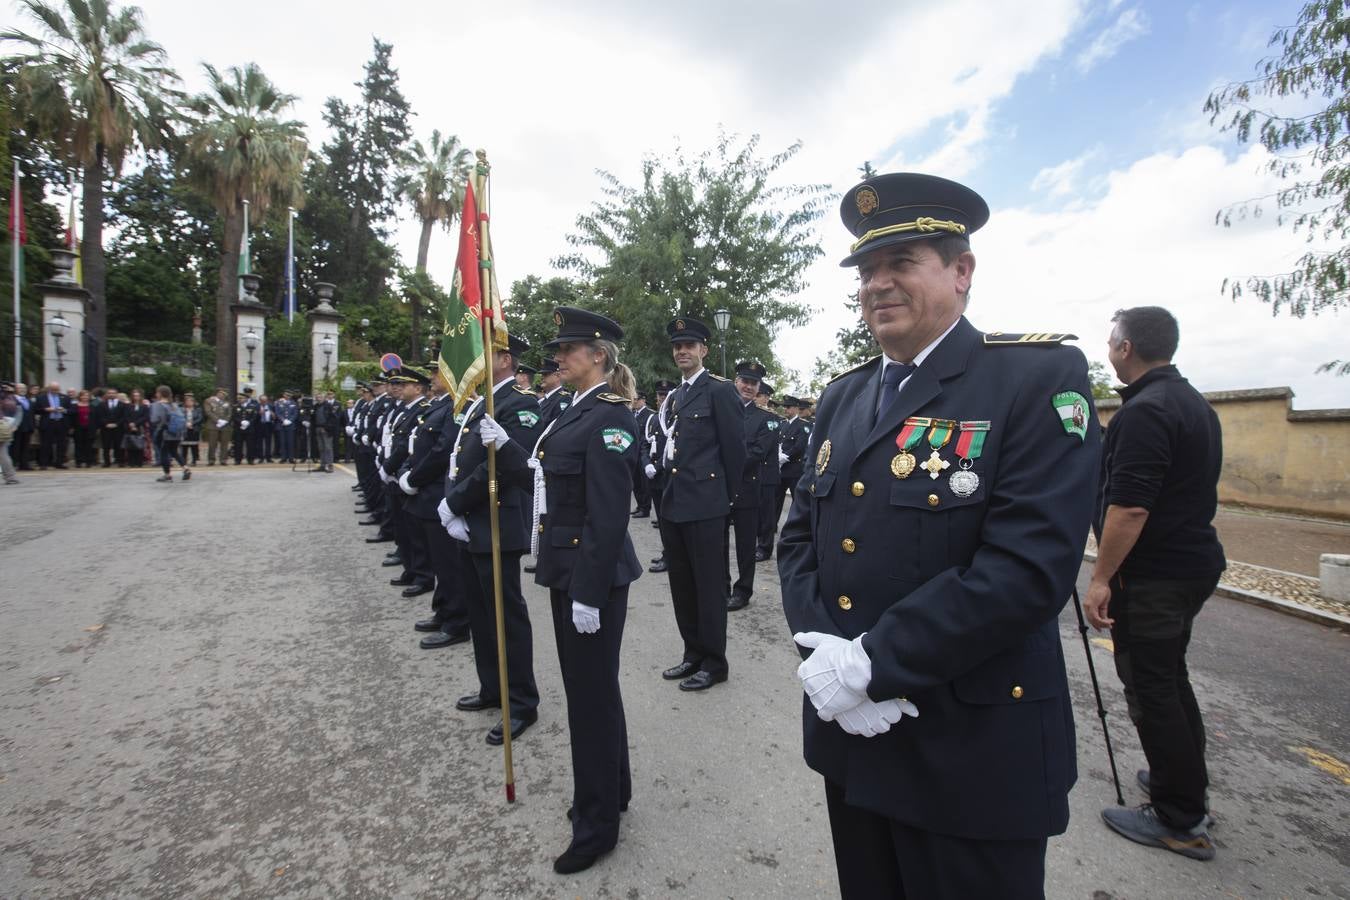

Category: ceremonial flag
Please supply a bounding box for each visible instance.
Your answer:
[439,181,488,411]
[237,199,251,300]
[285,207,296,323]
[9,160,24,381]
[64,182,82,285]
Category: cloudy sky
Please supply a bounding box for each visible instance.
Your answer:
[10,0,1348,407]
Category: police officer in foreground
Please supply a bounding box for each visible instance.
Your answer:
[498,307,642,875]
[779,172,1100,898]
[726,361,776,612]
[658,318,746,691]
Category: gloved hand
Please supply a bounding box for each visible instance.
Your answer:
[380,469,394,484]
[437,498,453,529]
[644,463,657,479]
[778,450,789,466]
[215,418,227,429]
[284,419,293,427]
[571,601,601,634]
[362,435,371,446]
[447,514,470,543]
[240,420,250,430]
[794,631,875,721]
[479,415,510,449]
[834,698,917,737]
[398,471,418,495]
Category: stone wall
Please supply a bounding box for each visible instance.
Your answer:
[1096,387,1350,520]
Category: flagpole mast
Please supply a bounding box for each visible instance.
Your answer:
[475,149,516,803]
[11,160,20,383]
[287,207,296,324]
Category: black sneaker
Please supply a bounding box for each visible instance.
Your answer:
[1136,770,1215,828]
[1101,804,1215,861]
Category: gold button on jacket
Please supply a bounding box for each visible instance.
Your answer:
[838,595,852,610]
[1011,686,1024,700]
[851,481,865,496]
[842,538,856,553]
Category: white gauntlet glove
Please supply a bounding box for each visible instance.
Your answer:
[571,601,601,634]
[479,415,510,449]
[778,450,789,466]
[215,418,228,429]
[240,420,250,430]
[644,463,657,480]
[793,631,919,732]
[437,498,453,529]
[447,514,470,543]
[398,471,417,495]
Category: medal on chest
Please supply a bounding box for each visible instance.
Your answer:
[891,417,929,478]
[917,419,955,479]
[949,420,989,497]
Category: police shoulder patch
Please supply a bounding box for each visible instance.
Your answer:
[516,409,541,427]
[767,420,779,431]
[983,332,1077,345]
[602,427,634,452]
[1052,390,1090,440]
[597,392,628,404]
[829,354,882,384]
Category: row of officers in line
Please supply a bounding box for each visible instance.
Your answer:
[342,307,805,876]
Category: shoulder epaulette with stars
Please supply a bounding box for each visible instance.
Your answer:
[829,354,882,384]
[598,392,628,404]
[708,373,730,382]
[982,332,1077,345]
[512,385,534,396]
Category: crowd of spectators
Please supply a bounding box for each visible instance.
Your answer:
[0,380,359,485]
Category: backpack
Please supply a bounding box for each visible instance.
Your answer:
[164,404,186,440]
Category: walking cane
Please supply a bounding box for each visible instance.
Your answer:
[1070,585,1125,806]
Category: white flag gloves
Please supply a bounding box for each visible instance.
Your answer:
[644,463,657,480]
[447,514,470,543]
[794,632,871,721]
[361,434,371,446]
[398,471,418,495]
[571,601,601,634]
[239,419,250,430]
[834,699,915,737]
[437,498,453,529]
[479,415,510,449]
[215,418,228,429]
[778,450,789,466]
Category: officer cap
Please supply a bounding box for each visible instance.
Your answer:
[654,379,677,393]
[405,366,432,386]
[370,374,387,384]
[516,363,538,377]
[506,332,530,359]
[540,358,561,375]
[545,306,624,349]
[781,394,802,407]
[667,317,711,344]
[839,172,989,267]
[242,386,254,395]
[734,360,767,383]
[758,381,773,397]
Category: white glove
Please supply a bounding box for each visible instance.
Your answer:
[380,469,394,484]
[215,419,227,429]
[437,498,452,529]
[794,631,875,721]
[479,415,509,449]
[778,450,789,466]
[447,514,470,543]
[834,699,916,737]
[284,419,292,426]
[362,435,371,446]
[571,601,601,634]
[644,463,657,479]
[240,420,250,430]
[398,471,417,495]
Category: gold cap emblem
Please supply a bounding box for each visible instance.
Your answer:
[553,310,563,326]
[675,318,686,330]
[855,186,879,216]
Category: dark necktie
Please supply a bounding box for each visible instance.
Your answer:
[674,381,690,414]
[877,362,915,423]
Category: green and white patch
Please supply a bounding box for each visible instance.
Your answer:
[767,420,779,431]
[1052,390,1089,440]
[516,410,540,428]
[602,427,634,453]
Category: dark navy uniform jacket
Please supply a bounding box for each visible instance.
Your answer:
[661,371,746,524]
[402,394,457,520]
[779,415,811,486]
[733,401,777,509]
[760,409,782,487]
[501,385,643,604]
[779,316,1101,841]
[538,387,573,430]
[382,398,429,477]
[444,381,541,554]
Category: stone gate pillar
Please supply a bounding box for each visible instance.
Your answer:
[232,273,267,394]
[40,247,90,389]
[307,282,343,393]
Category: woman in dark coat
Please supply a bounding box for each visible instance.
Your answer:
[490,307,642,875]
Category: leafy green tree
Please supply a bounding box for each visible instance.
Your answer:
[397,129,472,358]
[1206,0,1350,374]
[809,292,877,394]
[1,0,180,377]
[559,133,829,386]
[1087,360,1117,400]
[504,275,594,373]
[181,62,307,392]
[349,39,412,236]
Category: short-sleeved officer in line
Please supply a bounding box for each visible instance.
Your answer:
[657,318,746,691]
[779,172,1100,899]
[444,332,543,745]
[725,361,776,612]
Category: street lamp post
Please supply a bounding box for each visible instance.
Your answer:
[242,328,260,382]
[320,334,336,379]
[713,308,731,377]
[46,313,71,373]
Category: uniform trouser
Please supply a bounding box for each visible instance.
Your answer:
[649,473,667,560]
[1108,573,1217,829]
[73,427,96,466]
[660,515,729,678]
[246,426,265,461]
[756,481,780,552]
[318,432,334,468]
[725,503,759,601]
[420,518,471,635]
[100,428,122,465]
[462,547,539,718]
[387,490,420,578]
[551,585,631,856]
[278,427,296,461]
[232,428,247,463]
[632,466,651,513]
[39,424,68,466]
[824,780,1047,900]
[394,494,433,587]
[11,430,31,467]
[205,428,231,463]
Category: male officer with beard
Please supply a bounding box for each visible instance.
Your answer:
[442,333,543,746]
[779,173,1099,898]
[726,361,776,612]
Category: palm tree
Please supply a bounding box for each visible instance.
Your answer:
[182,62,306,392]
[2,0,180,380]
[397,130,471,358]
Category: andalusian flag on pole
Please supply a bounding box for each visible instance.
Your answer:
[64,175,82,285]
[439,181,488,411]
[9,160,25,382]
[237,199,251,300]
[285,207,296,323]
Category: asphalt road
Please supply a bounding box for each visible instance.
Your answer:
[0,466,1346,899]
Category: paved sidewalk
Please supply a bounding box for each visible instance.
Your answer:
[1212,506,1350,577]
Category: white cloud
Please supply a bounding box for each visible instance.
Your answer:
[1075,6,1149,72]
[1030,148,1099,199]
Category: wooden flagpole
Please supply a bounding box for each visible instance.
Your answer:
[474,150,516,802]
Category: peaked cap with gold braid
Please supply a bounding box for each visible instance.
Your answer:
[839,172,990,267]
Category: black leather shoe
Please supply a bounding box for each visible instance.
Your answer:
[402,583,433,598]
[553,847,603,875]
[414,618,442,633]
[650,555,664,564]
[381,557,403,567]
[679,670,726,692]
[365,535,393,543]
[354,506,372,514]
[648,559,668,573]
[726,594,749,611]
[662,660,698,681]
[456,693,499,712]
[650,520,660,528]
[358,518,381,526]
[754,547,771,562]
[486,710,538,746]
[390,575,414,586]
[420,630,470,649]
[566,802,627,821]
[523,563,537,573]
[631,510,649,518]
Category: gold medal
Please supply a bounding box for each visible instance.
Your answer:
[815,439,832,475]
[890,451,916,479]
[918,449,950,479]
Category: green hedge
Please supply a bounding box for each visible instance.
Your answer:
[106,365,217,400]
[106,338,215,372]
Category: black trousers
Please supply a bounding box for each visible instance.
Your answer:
[100,428,122,465]
[12,429,31,468]
[824,780,1047,900]
[660,516,729,678]
[725,503,758,601]
[632,467,651,513]
[551,585,631,856]
[1108,573,1218,829]
[232,428,247,463]
[756,481,780,552]
[463,548,539,718]
[649,474,667,560]
[388,492,432,586]
[39,424,68,466]
[420,517,470,635]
